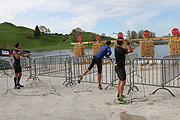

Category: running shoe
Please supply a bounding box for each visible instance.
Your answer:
[14,86,20,89]
[117,93,126,98]
[118,97,129,104]
[78,75,83,84]
[18,84,24,87]
[98,85,103,90]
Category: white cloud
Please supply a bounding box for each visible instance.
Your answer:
[0,0,180,35]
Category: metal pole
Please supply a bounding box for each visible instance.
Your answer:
[59,45,61,56]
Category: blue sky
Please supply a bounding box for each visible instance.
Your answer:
[0,0,180,38]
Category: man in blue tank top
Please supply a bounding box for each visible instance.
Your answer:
[78,40,112,90]
[13,43,31,89]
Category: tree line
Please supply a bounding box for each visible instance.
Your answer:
[126,30,156,39]
[69,28,158,42]
[34,25,180,41]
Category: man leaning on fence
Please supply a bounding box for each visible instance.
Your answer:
[78,40,112,90]
[13,43,31,89]
[115,37,134,104]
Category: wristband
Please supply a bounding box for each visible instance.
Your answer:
[127,42,130,45]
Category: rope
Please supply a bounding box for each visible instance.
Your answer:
[70,77,92,93]
[2,74,61,97]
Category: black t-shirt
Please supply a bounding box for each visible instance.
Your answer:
[115,46,128,67]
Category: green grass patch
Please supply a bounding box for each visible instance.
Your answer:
[0,22,116,50]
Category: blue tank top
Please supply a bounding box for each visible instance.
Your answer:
[95,45,112,59]
[13,49,20,64]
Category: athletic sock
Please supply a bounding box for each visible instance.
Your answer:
[14,77,17,87]
[17,77,24,87]
[17,77,21,85]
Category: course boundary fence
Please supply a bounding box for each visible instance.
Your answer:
[1,53,180,97]
[131,57,180,97]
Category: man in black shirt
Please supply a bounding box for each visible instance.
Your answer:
[115,37,134,104]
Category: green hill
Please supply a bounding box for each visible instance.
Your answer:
[0,22,116,50]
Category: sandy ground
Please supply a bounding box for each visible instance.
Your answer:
[0,73,180,120]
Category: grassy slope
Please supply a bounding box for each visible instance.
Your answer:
[0,22,116,50]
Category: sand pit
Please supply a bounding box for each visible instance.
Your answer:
[0,73,180,120]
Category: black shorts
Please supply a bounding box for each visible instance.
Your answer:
[115,66,126,81]
[88,56,102,74]
[14,63,22,74]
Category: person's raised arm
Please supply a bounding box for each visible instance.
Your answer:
[21,53,31,57]
[124,39,134,53]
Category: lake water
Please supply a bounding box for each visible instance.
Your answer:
[31,45,169,58]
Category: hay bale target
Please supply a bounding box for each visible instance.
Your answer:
[169,39,180,55]
[92,42,104,55]
[92,34,103,55]
[139,40,155,57]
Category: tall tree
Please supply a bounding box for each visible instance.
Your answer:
[34,25,40,38]
[138,30,144,38]
[39,25,47,34]
[126,30,131,39]
[149,32,156,38]
[131,31,137,39]
[71,27,84,42]
[101,33,106,38]
[168,33,171,37]
[47,28,51,33]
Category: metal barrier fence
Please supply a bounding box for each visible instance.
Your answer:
[26,56,70,81]
[64,54,138,90]
[132,58,180,97]
[0,55,71,81]
[0,57,14,77]
[2,52,180,97]
[132,58,164,87]
[163,59,180,88]
[31,51,70,58]
[0,56,33,77]
[1,53,137,84]
[163,53,180,59]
